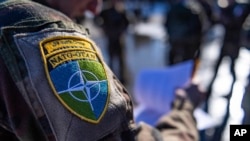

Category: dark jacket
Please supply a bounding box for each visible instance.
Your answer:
[0,1,199,140]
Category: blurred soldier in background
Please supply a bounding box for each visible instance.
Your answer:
[165,0,205,66]
[95,0,129,84]
[206,0,250,98]
[204,1,250,141]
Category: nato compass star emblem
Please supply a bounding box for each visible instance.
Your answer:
[59,69,106,112]
[40,36,109,123]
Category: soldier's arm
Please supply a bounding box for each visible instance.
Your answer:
[135,84,204,141]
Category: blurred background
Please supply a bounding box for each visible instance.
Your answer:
[80,0,250,141]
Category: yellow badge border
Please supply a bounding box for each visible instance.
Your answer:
[39,36,110,124]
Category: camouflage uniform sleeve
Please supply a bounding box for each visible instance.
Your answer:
[155,97,198,141]
[135,100,198,141]
[0,57,20,141]
[0,58,48,141]
[135,87,200,141]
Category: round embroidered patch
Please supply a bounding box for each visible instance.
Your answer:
[39,36,109,123]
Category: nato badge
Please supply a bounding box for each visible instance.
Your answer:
[39,36,109,123]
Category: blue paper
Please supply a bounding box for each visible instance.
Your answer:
[134,60,194,125]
